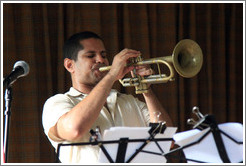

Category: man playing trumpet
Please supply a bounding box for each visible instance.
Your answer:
[42,31,173,163]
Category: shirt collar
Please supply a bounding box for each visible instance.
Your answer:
[66,87,119,100]
[66,87,87,97]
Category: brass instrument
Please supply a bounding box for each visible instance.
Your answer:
[99,39,203,94]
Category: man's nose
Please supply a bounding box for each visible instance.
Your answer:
[95,55,105,63]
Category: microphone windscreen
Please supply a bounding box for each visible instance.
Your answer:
[13,61,30,76]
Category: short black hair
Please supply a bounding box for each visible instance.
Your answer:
[63,31,103,61]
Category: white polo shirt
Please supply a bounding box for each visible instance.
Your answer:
[42,87,150,163]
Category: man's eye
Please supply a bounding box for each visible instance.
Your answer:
[101,53,107,59]
[87,54,95,58]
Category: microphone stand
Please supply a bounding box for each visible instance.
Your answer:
[4,86,13,163]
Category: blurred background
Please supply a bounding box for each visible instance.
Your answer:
[2,3,243,163]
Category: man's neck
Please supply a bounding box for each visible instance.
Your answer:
[72,83,95,94]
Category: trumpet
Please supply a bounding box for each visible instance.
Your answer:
[99,39,203,94]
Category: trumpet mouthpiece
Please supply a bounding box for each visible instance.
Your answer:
[99,66,112,72]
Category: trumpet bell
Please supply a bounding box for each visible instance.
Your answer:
[173,39,203,78]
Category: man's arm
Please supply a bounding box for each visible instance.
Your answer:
[48,73,116,142]
[133,65,173,126]
[143,88,173,126]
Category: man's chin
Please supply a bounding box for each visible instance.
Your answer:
[94,74,105,82]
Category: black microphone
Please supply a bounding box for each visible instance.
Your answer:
[3,61,30,88]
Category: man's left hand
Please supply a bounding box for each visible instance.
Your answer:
[131,65,154,77]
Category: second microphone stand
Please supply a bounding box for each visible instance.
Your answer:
[3,86,13,163]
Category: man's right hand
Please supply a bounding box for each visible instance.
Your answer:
[108,48,141,81]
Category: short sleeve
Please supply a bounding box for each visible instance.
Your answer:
[42,94,75,145]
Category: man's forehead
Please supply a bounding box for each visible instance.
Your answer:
[79,38,104,47]
[77,47,106,55]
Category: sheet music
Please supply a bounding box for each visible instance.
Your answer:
[173,122,243,163]
[98,126,177,163]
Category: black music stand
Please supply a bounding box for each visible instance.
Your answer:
[166,107,243,163]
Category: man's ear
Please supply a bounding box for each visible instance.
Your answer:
[64,58,74,73]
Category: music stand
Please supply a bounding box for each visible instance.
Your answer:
[56,122,177,163]
[167,107,243,163]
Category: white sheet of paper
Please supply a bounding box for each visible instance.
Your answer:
[173,122,243,163]
[98,126,177,163]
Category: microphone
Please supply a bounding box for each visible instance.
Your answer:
[3,61,30,88]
